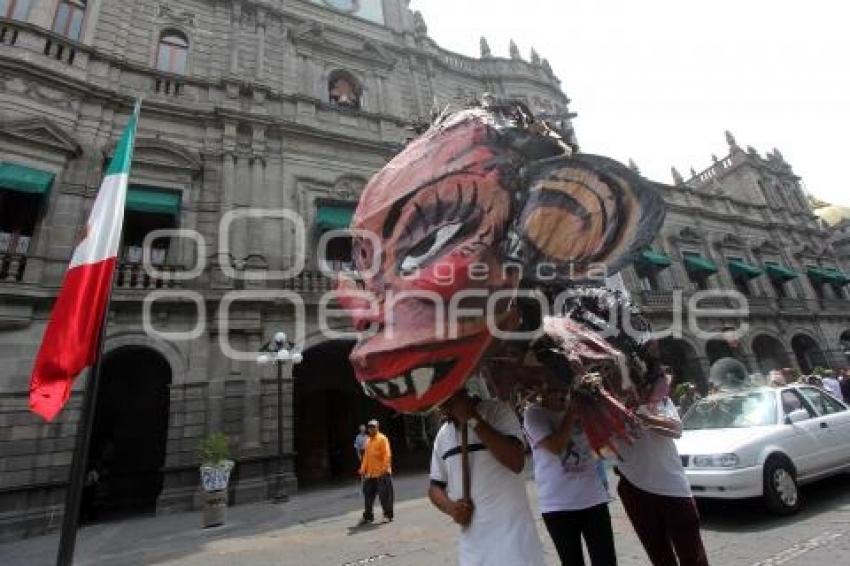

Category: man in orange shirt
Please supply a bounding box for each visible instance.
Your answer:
[359,419,394,523]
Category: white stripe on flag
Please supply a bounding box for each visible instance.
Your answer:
[70,172,128,269]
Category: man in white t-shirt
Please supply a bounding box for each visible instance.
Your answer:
[525,387,616,565]
[615,394,709,566]
[428,389,545,566]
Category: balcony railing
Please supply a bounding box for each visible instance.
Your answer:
[777,297,809,313]
[280,270,336,293]
[114,262,180,289]
[638,289,674,307]
[0,252,26,282]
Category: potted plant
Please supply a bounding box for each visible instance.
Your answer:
[198,433,234,527]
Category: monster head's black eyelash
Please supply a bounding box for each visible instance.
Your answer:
[401,180,479,242]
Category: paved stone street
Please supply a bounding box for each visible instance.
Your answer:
[1,470,849,566]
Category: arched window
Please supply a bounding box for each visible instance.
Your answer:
[156,30,189,75]
[52,0,86,40]
[328,71,362,110]
[1,0,32,21]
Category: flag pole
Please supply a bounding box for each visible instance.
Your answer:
[55,98,141,566]
[55,306,110,566]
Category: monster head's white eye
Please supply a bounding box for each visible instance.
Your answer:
[400,222,464,273]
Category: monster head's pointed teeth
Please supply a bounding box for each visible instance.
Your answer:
[410,366,436,398]
[372,382,390,397]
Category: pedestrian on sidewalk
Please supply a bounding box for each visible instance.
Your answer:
[821,370,844,402]
[615,374,709,566]
[359,419,394,524]
[428,389,546,566]
[524,386,617,566]
[354,424,368,462]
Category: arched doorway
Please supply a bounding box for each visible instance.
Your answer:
[791,334,827,374]
[658,337,705,390]
[293,339,429,485]
[84,346,172,522]
[752,334,791,373]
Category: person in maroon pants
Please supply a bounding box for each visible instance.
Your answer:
[615,388,709,566]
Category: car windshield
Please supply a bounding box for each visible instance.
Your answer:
[683,390,777,430]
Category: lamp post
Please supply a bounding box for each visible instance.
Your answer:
[257,331,303,503]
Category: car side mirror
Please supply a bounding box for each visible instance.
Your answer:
[785,408,809,424]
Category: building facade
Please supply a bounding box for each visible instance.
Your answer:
[0,0,572,539]
[620,134,850,387]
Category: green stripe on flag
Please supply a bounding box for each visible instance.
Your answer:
[107,105,139,176]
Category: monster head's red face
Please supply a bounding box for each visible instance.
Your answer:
[340,109,523,412]
[339,105,665,413]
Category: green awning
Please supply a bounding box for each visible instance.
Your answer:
[765,263,799,281]
[126,186,181,216]
[806,266,844,285]
[638,249,672,268]
[316,206,354,232]
[0,162,54,194]
[684,254,718,274]
[822,267,850,286]
[728,259,762,279]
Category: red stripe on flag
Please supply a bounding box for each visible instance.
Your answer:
[29,257,116,421]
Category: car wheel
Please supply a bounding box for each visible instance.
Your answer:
[763,457,801,515]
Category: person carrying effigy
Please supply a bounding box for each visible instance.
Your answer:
[336,96,706,565]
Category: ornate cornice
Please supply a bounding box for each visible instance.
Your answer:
[0,117,82,156]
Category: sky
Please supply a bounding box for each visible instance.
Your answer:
[409,0,849,206]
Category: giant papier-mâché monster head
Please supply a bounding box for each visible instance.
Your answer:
[338,100,665,414]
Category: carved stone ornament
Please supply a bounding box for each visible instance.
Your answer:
[795,243,821,258]
[480,37,491,58]
[413,11,427,36]
[158,4,196,27]
[678,226,703,243]
[334,176,366,199]
[509,39,521,60]
[719,233,745,249]
[754,239,782,255]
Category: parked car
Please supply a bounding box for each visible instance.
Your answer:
[675,385,850,514]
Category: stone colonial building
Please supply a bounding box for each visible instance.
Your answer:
[620,134,850,387]
[2,0,849,544]
[0,0,572,539]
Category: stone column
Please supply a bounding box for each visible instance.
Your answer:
[229,0,242,76]
[245,125,267,270]
[255,8,266,82]
[241,331,263,452]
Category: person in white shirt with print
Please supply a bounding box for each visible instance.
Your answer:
[525,385,616,565]
[428,388,545,566]
[615,371,708,566]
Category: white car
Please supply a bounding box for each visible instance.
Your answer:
[675,385,850,514]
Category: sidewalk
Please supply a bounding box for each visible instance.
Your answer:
[3,470,849,565]
[0,473,574,566]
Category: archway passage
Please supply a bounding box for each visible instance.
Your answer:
[791,334,827,374]
[752,334,791,373]
[658,337,705,390]
[294,339,429,485]
[83,346,172,523]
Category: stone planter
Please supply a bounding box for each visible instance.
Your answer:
[200,460,234,528]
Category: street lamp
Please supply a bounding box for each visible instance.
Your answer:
[257,331,302,503]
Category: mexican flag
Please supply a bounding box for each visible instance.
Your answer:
[29,104,139,421]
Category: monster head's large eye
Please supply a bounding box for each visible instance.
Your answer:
[400,222,464,274]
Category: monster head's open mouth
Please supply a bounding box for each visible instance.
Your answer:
[364,359,456,401]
